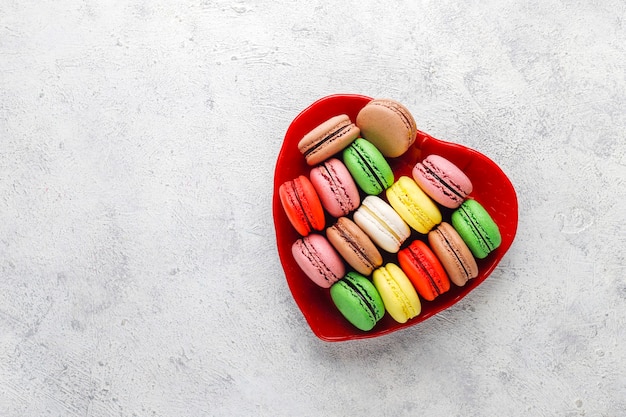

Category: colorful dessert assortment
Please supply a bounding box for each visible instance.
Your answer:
[277,97,504,333]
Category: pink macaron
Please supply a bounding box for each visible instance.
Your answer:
[310,158,360,218]
[291,234,346,288]
[412,154,473,209]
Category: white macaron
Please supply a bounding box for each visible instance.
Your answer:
[353,195,411,253]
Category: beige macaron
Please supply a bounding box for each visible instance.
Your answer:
[427,222,478,286]
[326,217,383,276]
[298,114,360,166]
[356,99,417,158]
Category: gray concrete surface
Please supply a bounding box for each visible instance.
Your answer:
[1,1,625,416]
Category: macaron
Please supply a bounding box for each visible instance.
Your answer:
[412,155,473,209]
[398,240,450,301]
[353,195,411,253]
[309,158,360,217]
[356,99,417,158]
[326,217,383,276]
[372,263,421,324]
[279,175,325,236]
[428,222,478,286]
[386,176,442,234]
[343,138,394,195]
[298,114,360,166]
[291,234,345,288]
[451,199,502,259]
[330,272,385,331]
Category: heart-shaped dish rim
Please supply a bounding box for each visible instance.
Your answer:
[273,94,518,342]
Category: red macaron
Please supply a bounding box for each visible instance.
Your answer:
[398,240,450,301]
[279,175,325,236]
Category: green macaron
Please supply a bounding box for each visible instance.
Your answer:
[451,199,502,259]
[330,271,385,331]
[342,138,394,195]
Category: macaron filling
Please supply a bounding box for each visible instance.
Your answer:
[292,180,315,232]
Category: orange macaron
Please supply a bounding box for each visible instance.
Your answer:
[279,175,325,236]
[398,240,450,301]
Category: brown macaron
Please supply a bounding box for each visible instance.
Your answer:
[356,99,417,158]
[427,222,478,286]
[326,217,383,276]
[298,114,360,166]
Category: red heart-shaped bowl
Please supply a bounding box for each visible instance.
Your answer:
[273,94,518,342]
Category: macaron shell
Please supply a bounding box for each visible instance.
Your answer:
[412,154,473,209]
[372,263,421,324]
[353,195,411,253]
[356,99,417,158]
[452,199,502,259]
[291,234,345,288]
[326,217,383,276]
[386,176,442,234]
[343,138,394,195]
[428,222,478,286]
[298,114,360,166]
[310,158,360,217]
[398,240,450,301]
[279,175,325,236]
[330,272,385,331]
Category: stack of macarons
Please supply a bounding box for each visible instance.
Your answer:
[279,98,502,332]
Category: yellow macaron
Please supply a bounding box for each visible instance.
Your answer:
[386,176,442,234]
[372,263,421,323]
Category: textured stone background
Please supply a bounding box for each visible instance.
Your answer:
[1,1,625,416]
